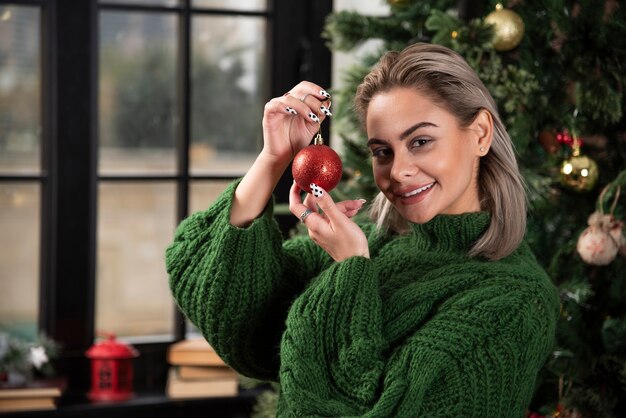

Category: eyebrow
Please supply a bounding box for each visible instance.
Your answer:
[367,121,438,146]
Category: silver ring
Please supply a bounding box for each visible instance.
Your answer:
[300,93,311,103]
[299,208,313,223]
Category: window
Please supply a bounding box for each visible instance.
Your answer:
[0,0,332,392]
[96,1,270,340]
[0,4,43,339]
[97,4,181,340]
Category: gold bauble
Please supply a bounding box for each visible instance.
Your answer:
[485,4,525,51]
[560,154,599,192]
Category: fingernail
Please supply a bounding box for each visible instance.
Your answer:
[320,106,332,117]
[310,183,323,198]
[286,107,297,115]
[320,89,331,99]
[308,112,320,123]
[358,199,367,204]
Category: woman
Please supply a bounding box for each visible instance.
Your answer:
[166,43,559,417]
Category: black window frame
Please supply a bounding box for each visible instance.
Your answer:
[0,0,332,395]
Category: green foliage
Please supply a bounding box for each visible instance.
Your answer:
[239,376,279,418]
[323,11,412,52]
[602,317,626,354]
[324,0,626,416]
[0,332,60,382]
[250,387,279,418]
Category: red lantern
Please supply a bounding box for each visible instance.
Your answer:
[85,333,138,402]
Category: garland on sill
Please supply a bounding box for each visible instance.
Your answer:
[0,332,59,386]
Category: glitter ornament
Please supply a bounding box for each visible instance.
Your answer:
[560,154,599,192]
[559,135,599,192]
[292,133,342,194]
[485,4,525,51]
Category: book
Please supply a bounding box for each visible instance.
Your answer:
[166,369,238,399]
[0,386,61,412]
[167,338,227,367]
[0,396,57,412]
[177,365,238,381]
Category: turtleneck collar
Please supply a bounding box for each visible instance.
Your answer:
[408,211,490,254]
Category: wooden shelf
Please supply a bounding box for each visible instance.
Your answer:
[1,388,263,418]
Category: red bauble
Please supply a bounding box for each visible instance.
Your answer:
[292,141,342,194]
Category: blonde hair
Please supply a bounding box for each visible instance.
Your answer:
[354,43,526,260]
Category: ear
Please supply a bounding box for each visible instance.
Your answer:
[470,109,493,156]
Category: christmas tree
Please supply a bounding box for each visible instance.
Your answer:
[322,0,626,417]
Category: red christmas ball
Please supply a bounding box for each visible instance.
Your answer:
[292,144,342,194]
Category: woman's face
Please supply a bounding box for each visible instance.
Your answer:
[366,87,489,224]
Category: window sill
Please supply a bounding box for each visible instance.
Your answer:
[2,388,264,418]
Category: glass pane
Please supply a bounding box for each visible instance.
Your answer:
[99,11,177,175]
[96,182,176,338]
[101,0,180,6]
[190,16,266,176]
[193,0,267,11]
[189,179,232,214]
[0,6,41,175]
[0,183,40,338]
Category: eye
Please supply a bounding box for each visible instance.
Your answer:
[370,147,392,159]
[410,138,431,148]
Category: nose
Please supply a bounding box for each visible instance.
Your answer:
[390,150,418,182]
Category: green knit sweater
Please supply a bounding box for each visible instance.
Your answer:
[166,181,560,417]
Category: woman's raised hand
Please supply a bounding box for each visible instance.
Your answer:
[261,81,332,165]
[230,81,331,227]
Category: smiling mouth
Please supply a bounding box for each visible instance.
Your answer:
[399,182,436,198]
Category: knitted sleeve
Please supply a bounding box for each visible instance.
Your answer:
[279,257,559,417]
[165,180,329,381]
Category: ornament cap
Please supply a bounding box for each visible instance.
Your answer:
[86,333,139,359]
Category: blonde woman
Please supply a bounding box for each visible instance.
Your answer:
[167,43,559,417]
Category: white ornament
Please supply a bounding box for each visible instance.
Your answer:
[576,212,624,266]
[29,346,49,369]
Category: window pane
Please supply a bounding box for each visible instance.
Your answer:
[190,16,266,176]
[101,0,180,6]
[99,12,177,175]
[189,179,231,214]
[193,0,267,11]
[96,182,176,338]
[0,6,41,175]
[0,183,40,338]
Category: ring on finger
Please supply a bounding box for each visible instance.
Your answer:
[299,208,313,223]
[300,93,311,103]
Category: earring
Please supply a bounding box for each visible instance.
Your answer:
[480,147,485,152]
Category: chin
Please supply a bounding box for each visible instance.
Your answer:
[405,211,436,225]
[391,204,437,225]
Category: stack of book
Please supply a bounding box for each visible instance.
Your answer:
[166,338,239,399]
[0,379,63,413]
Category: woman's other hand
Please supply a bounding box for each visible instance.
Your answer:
[289,182,369,262]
